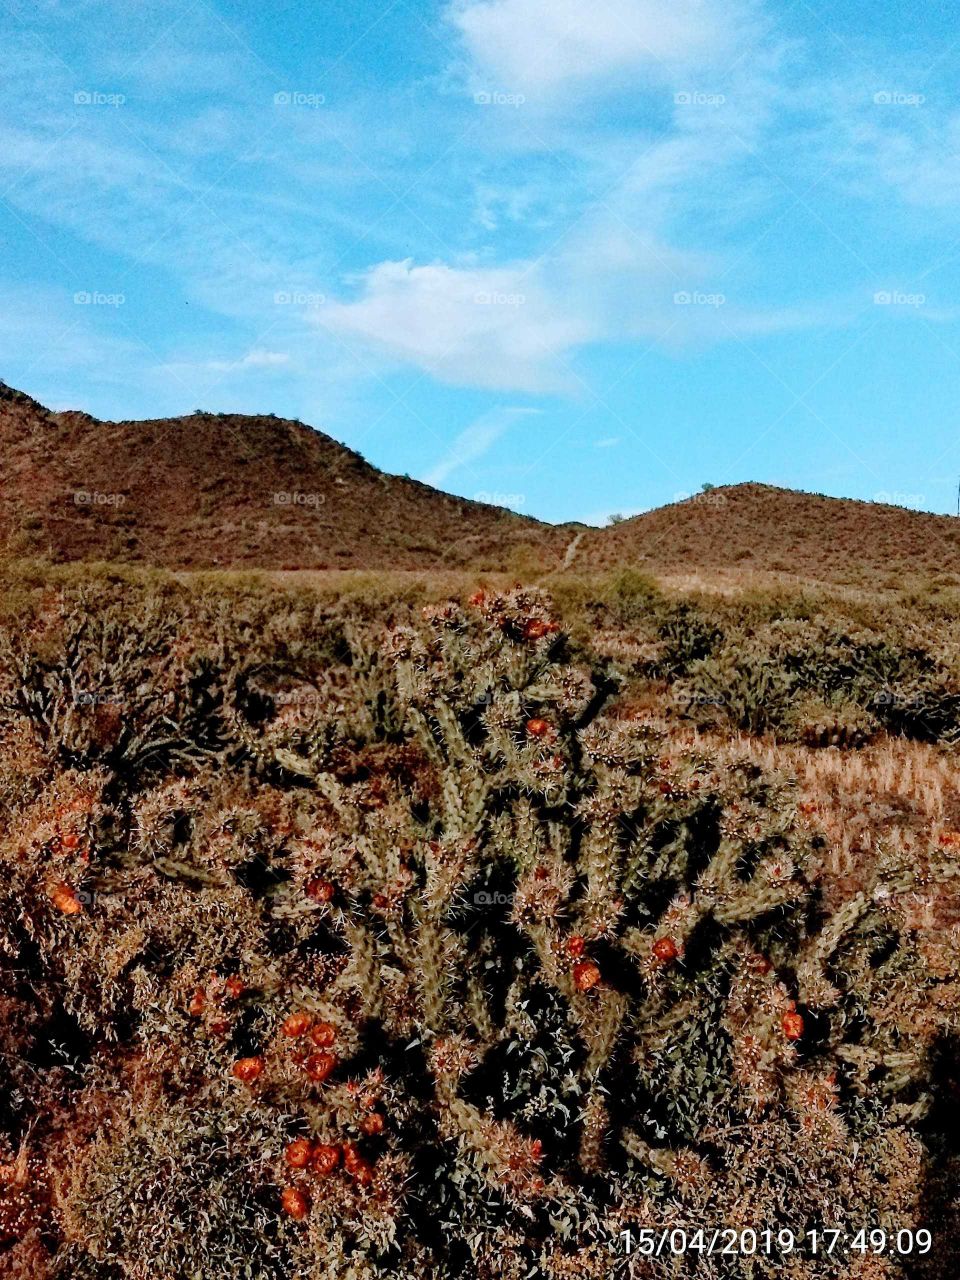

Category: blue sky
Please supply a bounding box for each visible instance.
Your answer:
[1,0,959,524]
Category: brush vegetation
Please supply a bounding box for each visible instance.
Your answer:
[2,571,960,1278]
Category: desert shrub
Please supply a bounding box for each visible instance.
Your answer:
[655,601,722,676]
[786,693,880,749]
[679,639,797,734]
[1,589,960,1277]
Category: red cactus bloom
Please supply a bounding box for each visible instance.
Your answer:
[49,882,83,914]
[573,961,601,992]
[231,1056,264,1083]
[309,1022,336,1048]
[285,1139,313,1169]
[312,1143,341,1175]
[530,1139,543,1160]
[224,976,245,1000]
[468,590,486,606]
[652,936,679,965]
[305,1051,338,1082]
[305,879,335,903]
[360,1112,384,1136]
[566,935,586,958]
[523,619,550,640]
[782,1012,805,1041]
[61,831,80,851]
[342,1143,373,1184]
[525,718,551,738]
[280,1186,310,1220]
[188,988,206,1017]
[281,1012,312,1038]
[342,1141,362,1172]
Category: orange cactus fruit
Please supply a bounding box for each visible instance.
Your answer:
[566,935,586,958]
[525,718,551,738]
[360,1112,384,1137]
[231,1056,264,1083]
[782,1012,805,1041]
[49,882,83,914]
[309,1022,336,1048]
[281,1012,312,1038]
[342,1141,362,1171]
[652,936,679,965]
[304,1051,338,1083]
[523,619,550,640]
[188,988,206,1017]
[285,1139,314,1169]
[572,961,601,992]
[280,1186,310,1220]
[305,879,335,903]
[224,976,245,999]
[342,1143,373,1183]
[312,1143,341,1175]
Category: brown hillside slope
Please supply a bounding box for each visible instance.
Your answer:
[574,484,960,585]
[0,383,570,571]
[3,383,958,582]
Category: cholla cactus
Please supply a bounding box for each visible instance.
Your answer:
[1,587,959,1278]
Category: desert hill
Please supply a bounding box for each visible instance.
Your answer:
[0,382,568,571]
[2,382,957,583]
[572,482,960,586]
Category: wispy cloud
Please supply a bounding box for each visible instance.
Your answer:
[446,0,753,98]
[423,405,540,486]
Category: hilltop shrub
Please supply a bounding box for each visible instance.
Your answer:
[1,589,959,1277]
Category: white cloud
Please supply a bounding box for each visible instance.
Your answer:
[447,0,747,97]
[166,349,291,374]
[423,405,539,486]
[320,259,593,394]
[235,349,290,368]
[319,222,833,393]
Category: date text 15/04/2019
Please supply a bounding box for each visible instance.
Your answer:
[618,1228,932,1258]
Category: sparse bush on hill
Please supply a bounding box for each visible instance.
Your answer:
[2,585,960,1277]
